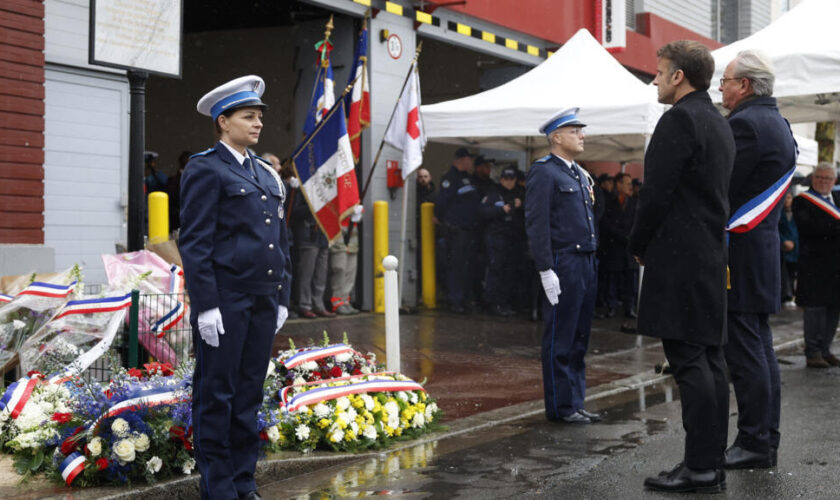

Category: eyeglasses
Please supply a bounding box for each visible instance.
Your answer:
[719,77,740,86]
[562,127,584,136]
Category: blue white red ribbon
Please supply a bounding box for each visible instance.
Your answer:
[89,382,187,431]
[283,344,357,369]
[0,374,42,418]
[17,280,77,298]
[0,293,12,303]
[55,293,132,319]
[726,166,796,233]
[151,301,184,337]
[798,190,840,220]
[284,377,425,413]
[169,265,184,294]
[60,451,86,485]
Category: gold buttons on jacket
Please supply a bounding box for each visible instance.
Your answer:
[267,269,274,276]
[269,243,275,249]
[265,218,271,225]
[240,188,246,193]
[261,195,267,201]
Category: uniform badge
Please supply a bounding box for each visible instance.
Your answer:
[442,180,450,188]
[587,185,595,203]
[278,204,285,219]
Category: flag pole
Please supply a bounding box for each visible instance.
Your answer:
[359,41,423,203]
[397,169,415,303]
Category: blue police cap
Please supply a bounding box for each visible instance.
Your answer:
[539,107,587,135]
[197,75,267,121]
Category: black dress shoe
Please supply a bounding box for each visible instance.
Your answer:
[239,492,262,500]
[559,411,592,424]
[644,463,725,493]
[724,445,772,469]
[578,409,601,422]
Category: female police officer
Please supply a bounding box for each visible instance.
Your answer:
[180,75,291,500]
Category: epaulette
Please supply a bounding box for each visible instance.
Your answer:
[190,148,214,159]
[533,155,552,164]
[252,155,271,168]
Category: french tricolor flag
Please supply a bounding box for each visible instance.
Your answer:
[345,23,370,163]
[292,100,358,242]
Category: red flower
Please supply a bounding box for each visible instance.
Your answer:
[52,412,72,424]
[143,362,174,376]
[26,370,43,378]
[352,368,362,375]
[259,431,269,441]
[127,368,144,378]
[170,425,193,451]
[329,366,343,378]
[96,458,109,471]
[60,427,84,455]
[311,372,321,381]
[103,389,113,399]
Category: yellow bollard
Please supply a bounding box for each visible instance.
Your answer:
[420,202,436,308]
[373,200,389,313]
[148,192,169,245]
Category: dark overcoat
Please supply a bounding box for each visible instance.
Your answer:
[628,91,735,346]
[600,194,638,272]
[726,96,797,313]
[792,189,840,307]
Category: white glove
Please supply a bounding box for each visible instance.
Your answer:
[276,305,289,332]
[350,205,364,223]
[539,270,562,306]
[289,177,301,189]
[197,307,225,347]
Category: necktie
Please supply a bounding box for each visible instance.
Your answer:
[243,157,256,178]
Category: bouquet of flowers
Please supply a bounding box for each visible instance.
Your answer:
[260,335,441,453]
[0,268,79,370]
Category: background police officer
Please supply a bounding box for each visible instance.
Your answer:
[180,75,291,500]
[481,166,525,316]
[435,147,480,313]
[525,108,600,424]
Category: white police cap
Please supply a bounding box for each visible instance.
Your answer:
[539,107,587,135]
[197,75,267,121]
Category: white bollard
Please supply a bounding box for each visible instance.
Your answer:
[383,255,400,373]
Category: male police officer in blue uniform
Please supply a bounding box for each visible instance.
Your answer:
[435,147,480,313]
[180,75,291,500]
[525,108,600,424]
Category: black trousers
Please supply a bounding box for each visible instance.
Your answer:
[662,339,729,470]
[445,226,475,307]
[803,306,840,358]
[724,312,781,454]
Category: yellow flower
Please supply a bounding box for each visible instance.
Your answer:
[318,418,331,429]
[416,402,426,412]
[420,392,427,401]
[394,427,403,436]
[355,415,365,425]
[351,396,364,409]
[344,430,357,441]
[384,425,395,437]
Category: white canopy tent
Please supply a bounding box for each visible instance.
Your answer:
[709,0,840,124]
[422,29,666,162]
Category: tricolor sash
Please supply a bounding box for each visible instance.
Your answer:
[283,377,425,413]
[798,190,840,220]
[282,344,357,369]
[59,452,86,485]
[17,280,77,298]
[727,166,796,233]
[0,374,42,418]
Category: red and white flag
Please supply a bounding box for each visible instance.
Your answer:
[384,65,425,179]
[345,25,370,163]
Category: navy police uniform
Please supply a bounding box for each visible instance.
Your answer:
[180,76,291,500]
[480,169,525,311]
[525,109,597,420]
[434,162,481,309]
[725,96,796,459]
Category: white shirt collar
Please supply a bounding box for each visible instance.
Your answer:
[552,154,575,170]
[220,140,248,165]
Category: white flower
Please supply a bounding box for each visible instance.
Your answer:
[335,352,352,363]
[336,397,350,411]
[313,403,331,418]
[425,402,438,421]
[335,413,348,428]
[388,415,399,429]
[266,361,276,378]
[361,394,374,411]
[295,424,310,441]
[330,428,344,443]
[362,425,377,440]
[182,457,196,475]
[361,365,372,374]
[301,361,318,371]
[266,425,281,443]
[12,320,25,330]
[146,456,162,474]
[345,407,358,422]
[384,401,399,418]
[88,437,103,456]
[132,433,150,452]
[111,418,130,438]
[350,421,359,435]
[113,439,136,464]
[410,392,419,404]
[411,412,425,428]
[397,391,408,401]
[293,376,307,386]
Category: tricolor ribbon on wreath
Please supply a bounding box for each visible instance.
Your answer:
[797,190,840,219]
[282,343,358,369]
[0,293,12,303]
[87,380,189,433]
[60,451,86,485]
[282,377,426,413]
[0,373,42,418]
[16,280,77,299]
[150,265,186,337]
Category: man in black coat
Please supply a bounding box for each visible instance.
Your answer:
[718,50,797,470]
[793,163,840,368]
[630,41,734,493]
[600,173,638,318]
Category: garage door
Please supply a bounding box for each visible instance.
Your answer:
[44,67,128,285]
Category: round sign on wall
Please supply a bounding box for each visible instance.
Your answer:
[387,33,402,60]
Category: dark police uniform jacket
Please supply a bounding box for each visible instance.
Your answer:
[434,166,480,230]
[727,96,797,314]
[525,154,597,272]
[600,193,638,273]
[480,183,525,238]
[793,189,840,308]
[179,141,292,313]
[629,91,735,346]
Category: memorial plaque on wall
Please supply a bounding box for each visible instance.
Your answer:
[89,0,183,77]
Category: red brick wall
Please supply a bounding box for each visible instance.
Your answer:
[0,0,45,244]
